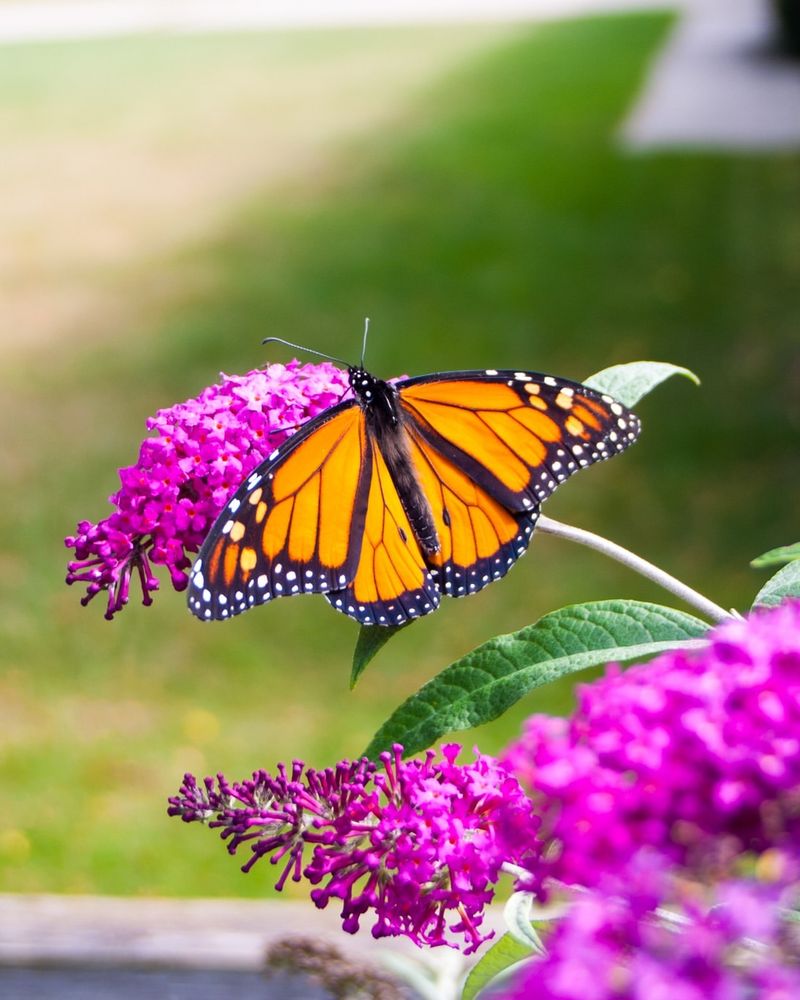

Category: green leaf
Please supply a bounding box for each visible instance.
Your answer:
[751,543,800,569]
[753,561,800,608]
[363,600,708,759]
[350,623,409,688]
[585,361,699,408]
[462,932,533,1000]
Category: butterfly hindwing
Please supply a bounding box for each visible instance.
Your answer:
[398,370,641,513]
[188,402,370,620]
[404,426,541,599]
[325,439,440,626]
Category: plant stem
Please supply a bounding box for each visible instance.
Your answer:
[537,515,732,624]
[503,862,531,881]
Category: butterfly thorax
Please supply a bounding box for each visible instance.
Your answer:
[349,366,440,556]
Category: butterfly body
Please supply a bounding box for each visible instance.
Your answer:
[188,366,641,626]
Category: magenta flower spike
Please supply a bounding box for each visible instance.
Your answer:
[65,362,349,618]
[169,744,541,953]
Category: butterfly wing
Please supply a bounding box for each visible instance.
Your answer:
[398,370,641,513]
[405,427,540,599]
[392,369,640,600]
[324,439,440,626]
[188,400,371,620]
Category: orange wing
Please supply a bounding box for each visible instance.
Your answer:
[188,403,369,621]
[405,425,539,600]
[325,440,440,626]
[398,370,641,513]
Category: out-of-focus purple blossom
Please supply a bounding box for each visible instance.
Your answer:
[65,362,348,618]
[501,600,800,889]
[499,850,800,1000]
[168,744,540,953]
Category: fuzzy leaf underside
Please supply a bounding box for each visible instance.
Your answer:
[585,360,699,408]
[504,891,544,952]
[753,561,800,608]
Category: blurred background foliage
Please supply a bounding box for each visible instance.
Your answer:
[0,12,798,895]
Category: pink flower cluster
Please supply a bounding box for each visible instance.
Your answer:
[501,851,800,1000]
[65,362,348,618]
[169,745,540,953]
[502,600,800,888]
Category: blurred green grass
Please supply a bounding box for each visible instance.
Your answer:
[1,13,799,895]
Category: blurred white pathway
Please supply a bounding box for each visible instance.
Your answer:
[0,0,671,43]
[623,0,800,148]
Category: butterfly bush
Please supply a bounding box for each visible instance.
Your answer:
[499,850,800,1000]
[502,599,800,889]
[168,600,800,967]
[65,362,348,619]
[168,744,541,953]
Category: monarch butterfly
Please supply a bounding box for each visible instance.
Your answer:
[188,337,640,627]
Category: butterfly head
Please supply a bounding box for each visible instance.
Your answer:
[348,366,380,405]
[348,365,400,427]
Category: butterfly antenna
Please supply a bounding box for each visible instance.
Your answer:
[261,337,349,368]
[360,317,370,368]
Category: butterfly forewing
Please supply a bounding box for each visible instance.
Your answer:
[188,402,369,620]
[397,370,641,513]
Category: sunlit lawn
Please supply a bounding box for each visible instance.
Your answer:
[1,13,798,896]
